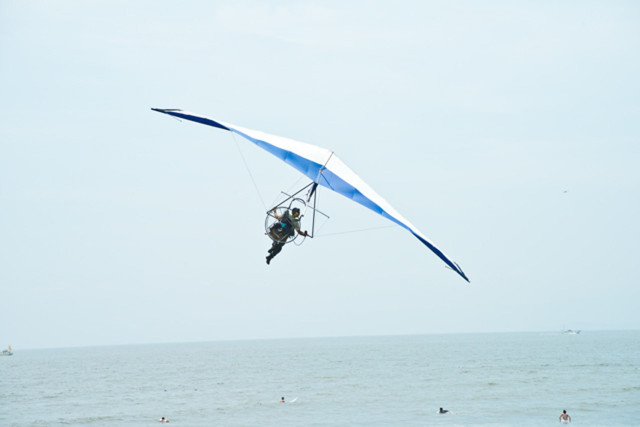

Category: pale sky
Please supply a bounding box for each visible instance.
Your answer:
[1,0,639,349]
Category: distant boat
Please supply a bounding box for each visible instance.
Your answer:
[562,329,581,335]
[1,346,13,356]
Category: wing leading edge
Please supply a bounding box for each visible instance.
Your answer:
[152,108,469,282]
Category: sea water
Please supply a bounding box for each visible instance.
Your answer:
[1,331,638,426]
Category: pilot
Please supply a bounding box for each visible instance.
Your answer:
[266,207,308,264]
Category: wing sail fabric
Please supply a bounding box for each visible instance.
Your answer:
[152,108,469,282]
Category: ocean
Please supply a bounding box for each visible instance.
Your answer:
[1,331,638,426]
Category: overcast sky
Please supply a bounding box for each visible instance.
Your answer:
[1,0,639,349]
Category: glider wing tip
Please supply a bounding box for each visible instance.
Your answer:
[456,272,470,283]
[151,107,183,113]
[456,264,470,283]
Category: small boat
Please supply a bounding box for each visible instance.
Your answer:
[562,329,581,335]
[1,346,13,356]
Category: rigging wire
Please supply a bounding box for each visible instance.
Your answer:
[314,224,397,238]
[270,174,306,209]
[231,131,268,211]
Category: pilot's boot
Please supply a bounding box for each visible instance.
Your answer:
[266,242,283,265]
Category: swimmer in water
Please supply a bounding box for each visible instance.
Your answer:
[559,410,571,423]
[281,397,285,403]
[439,407,449,414]
[158,417,170,423]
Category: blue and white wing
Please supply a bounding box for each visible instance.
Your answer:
[152,108,469,282]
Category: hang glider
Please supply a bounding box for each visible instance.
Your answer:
[152,108,469,282]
